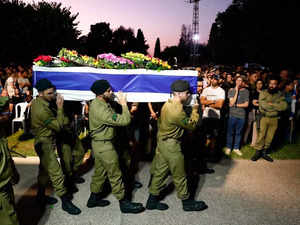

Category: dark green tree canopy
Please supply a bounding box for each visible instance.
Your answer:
[208,0,300,70]
[86,22,113,56]
[0,0,80,65]
[136,28,149,55]
[111,26,137,56]
[154,38,161,58]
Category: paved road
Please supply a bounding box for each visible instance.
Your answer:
[13,157,300,225]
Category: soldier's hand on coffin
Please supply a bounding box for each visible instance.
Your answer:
[116,91,127,106]
[56,93,64,109]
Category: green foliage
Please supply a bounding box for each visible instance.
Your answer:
[154,38,161,58]
[0,0,80,66]
[208,0,300,70]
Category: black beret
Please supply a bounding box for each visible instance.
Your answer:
[35,78,55,92]
[171,80,190,92]
[90,80,111,95]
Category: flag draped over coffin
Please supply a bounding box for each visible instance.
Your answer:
[33,66,197,102]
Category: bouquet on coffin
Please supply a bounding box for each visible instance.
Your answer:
[33,48,171,71]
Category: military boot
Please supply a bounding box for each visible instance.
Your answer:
[36,187,58,205]
[119,199,145,214]
[61,194,81,215]
[251,150,262,161]
[261,149,274,162]
[65,177,79,194]
[182,199,208,212]
[146,194,169,210]
[87,192,110,208]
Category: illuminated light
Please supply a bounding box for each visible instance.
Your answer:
[193,34,200,41]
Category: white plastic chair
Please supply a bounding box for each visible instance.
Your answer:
[12,102,29,133]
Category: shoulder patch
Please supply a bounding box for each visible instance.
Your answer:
[44,119,52,126]
[182,118,189,125]
[112,113,118,121]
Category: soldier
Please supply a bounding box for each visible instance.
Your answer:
[0,96,20,225]
[146,80,208,211]
[251,76,288,162]
[31,79,81,215]
[56,113,86,193]
[87,79,144,214]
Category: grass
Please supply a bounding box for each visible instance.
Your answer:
[8,130,300,160]
[229,132,300,160]
[8,130,36,157]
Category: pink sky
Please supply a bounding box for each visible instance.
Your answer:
[23,0,232,55]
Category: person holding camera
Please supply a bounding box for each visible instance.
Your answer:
[31,79,81,215]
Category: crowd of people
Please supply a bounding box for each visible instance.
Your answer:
[0,64,299,224]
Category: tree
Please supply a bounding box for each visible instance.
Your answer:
[136,29,149,54]
[208,0,300,70]
[177,25,191,66]
[111,26,137,56]
[86,22,113,56]
[154,38,161,58]
[0,0,80,65]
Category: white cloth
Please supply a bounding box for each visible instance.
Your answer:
[201,86,225,119]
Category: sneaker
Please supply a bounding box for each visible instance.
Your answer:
[232,149,243,156]
[224,148,231,155]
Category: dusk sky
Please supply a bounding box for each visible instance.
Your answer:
[24,0,232,55]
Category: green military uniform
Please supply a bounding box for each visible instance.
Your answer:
[0,97,19,225]
[89,98,131,200]
[149,99,199,200]
[31,97,67,197]
[254,90,287,150]
[56,115,85,179]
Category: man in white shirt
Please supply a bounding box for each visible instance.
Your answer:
[200,74,225,161]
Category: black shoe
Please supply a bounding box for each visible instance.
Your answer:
[119,199,145,214]
[262,150,274,162]
[251,150,262,161]
[198,168,215,174]
[182,199,208,212]
[133,181,143,189]
[61,195,81,215]
[146,194,169,211]
[87,192,110,208]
